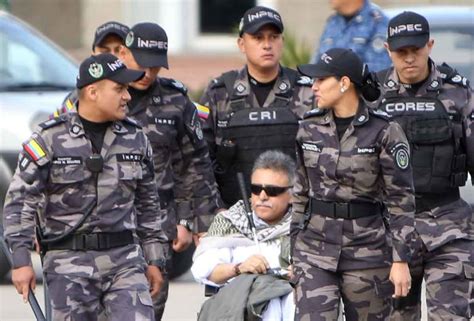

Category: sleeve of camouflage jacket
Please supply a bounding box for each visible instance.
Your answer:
[176,96,223,233]
[135,136,168,262]
[198,84,218,162]
[460,86,474,180]
[3,134,49,268]
[379,121,416,263]
[291,132,310,232]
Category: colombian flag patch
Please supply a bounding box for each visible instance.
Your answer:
[23,138,46,161]
[194,102,210,120]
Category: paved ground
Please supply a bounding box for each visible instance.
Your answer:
[0,258,206,321]
[0,254,428,321]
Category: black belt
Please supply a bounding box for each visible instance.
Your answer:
[310,198,382,219]
[415,189,460,213]
[46,231,135,251]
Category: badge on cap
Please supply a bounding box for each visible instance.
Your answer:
[125,31,134,47]
[89,63,103,78]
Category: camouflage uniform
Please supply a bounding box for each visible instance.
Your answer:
[3,112,167,321]
[374,61,474,321]
[126,77,222,320]
[199,66,315,208]
[291,104,416,320]
[311,0,391,72]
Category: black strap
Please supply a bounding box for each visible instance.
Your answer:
[310,198,382,219]
[47,231,135,251]
[415,189,460,213]
[158,188,174,209]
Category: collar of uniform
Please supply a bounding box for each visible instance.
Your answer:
[383,67,402,93]
[232,67,252,97]
[352,101,370,126]
[425,59,442,92]
[69,113,86,137]
[274,68,292,96]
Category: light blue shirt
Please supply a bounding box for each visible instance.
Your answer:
[312,0,391,72]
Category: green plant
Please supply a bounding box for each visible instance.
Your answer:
[281,32,312,68]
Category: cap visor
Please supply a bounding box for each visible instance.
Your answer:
[244,21,283,35]
[109,68,145,85]
[298,64,335,79]
[388,34,429,51]
[131,49,168,69]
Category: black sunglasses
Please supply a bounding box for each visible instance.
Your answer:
[250,184,292,197]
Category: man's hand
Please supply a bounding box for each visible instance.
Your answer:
[239,255,269,274]
[12,266,36,303]
[390,261,411,298]
[146,265,163,298]
[172,225,193,252]
[193,232,206,247]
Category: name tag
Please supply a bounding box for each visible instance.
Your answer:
[52,156,82,165]
[356,147,376,155]
[301,142,322,153]
[117,153,143,162]
[154,118,176,125]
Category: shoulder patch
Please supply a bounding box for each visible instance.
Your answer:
[159,77,188,94]
[194,102,210,120]
[303,108,327,119]
[210,77,226,89]
[122,117,142,128]
[369,108,391,120]
[437,63,470,88]
[296,76,313,86]
[38,116,66,130]
[23,138,46,163]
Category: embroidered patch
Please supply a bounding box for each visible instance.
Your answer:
[356,146,377,155]
[23,138,46,161]
[391,143,410,170]
[301,142,322,153]
[117,153,143,162]
[194,102,210,120]
[19,153,31,171]
[52,156,82,165]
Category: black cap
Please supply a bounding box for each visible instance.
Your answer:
[298,48,366,86]
[92,21,129,49]
[76,53,145,89]
[125,23,168,69]
[239,6,284,36]
[387,11,430,51]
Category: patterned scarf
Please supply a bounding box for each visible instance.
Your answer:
[206,200,291,243]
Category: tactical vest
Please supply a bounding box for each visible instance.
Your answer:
[215,70,301,206]
[379,86,467,194]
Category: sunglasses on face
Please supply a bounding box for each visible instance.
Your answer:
[250,184,292,197]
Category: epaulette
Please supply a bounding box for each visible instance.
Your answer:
[370,8,384,21]
[122,117,142,128]
[438,63,470,88]
[303,108,327,119]
[210,70,238,89]
[369,108,391,120]
[159,77,188,95]
[38,116,66,130]
[295,75,313,87]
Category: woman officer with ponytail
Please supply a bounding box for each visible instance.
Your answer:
[291,48,416,321]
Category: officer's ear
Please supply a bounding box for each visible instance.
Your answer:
[84,83,99,101]
[384,42,392,58]
[426,39,435,53]
[237,36,245,54]
[118,45,128,62]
